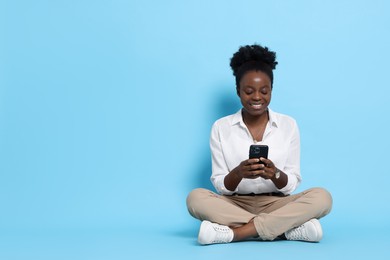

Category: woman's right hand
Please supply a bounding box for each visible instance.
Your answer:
[234,158,264,179]
[224,158,264,191]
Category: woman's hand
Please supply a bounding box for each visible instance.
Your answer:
[224,157,286,191]
[234,158,266,179]
[235,157,279,180]
[224,158,262,191]
[260,158,288,189]
[257,158,278,179]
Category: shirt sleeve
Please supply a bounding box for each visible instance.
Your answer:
[209,122,237,195]
[277,119,302,195]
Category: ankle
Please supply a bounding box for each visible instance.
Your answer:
[231,222,258,241]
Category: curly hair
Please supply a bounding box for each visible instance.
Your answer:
[230,44,278,94]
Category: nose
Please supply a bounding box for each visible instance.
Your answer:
[252,91,261,100]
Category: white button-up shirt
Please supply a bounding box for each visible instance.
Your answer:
[210,108,301,195]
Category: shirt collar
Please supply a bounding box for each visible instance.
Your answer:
[231,108,279,128]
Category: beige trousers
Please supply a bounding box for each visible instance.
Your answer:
[186,187,332,240]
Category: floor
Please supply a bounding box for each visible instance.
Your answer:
[1,222,388,260]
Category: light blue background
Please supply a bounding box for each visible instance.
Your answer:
[1,0,389,259]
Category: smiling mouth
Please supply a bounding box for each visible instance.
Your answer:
[250,103,263,109]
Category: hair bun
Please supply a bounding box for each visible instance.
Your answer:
[230,44,277,76]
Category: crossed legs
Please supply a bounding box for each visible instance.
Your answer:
[186,187,332,241]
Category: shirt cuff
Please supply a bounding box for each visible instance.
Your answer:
[277,173,300,195]
[213,176,238,195]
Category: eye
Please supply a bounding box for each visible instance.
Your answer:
[244,88,253,95]
[261,87,269,94]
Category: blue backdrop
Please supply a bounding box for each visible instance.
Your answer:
[1,0,389,259]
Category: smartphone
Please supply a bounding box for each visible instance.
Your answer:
[249,145,269,165]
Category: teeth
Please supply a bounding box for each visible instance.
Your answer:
[251,104,262,108]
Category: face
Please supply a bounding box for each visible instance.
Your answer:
[238,70,272,118]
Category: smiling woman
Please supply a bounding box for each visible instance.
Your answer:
[186,44,333,245]
[239,70,272,142]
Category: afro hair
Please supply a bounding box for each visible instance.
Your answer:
[230,44,278,91]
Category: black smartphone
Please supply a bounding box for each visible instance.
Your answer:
[249,145,269,165]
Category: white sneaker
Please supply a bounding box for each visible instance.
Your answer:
[285,219,323,242]
[198,220,234,245]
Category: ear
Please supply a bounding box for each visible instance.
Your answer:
[236,86,240,97]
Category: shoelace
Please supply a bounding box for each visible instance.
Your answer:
[212,225,233,243]
[287,224,309,241]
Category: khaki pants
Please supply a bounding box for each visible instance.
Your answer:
[186,187,332,240]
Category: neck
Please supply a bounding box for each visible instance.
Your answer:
[242,109,269,126]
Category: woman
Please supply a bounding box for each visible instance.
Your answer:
[186,44,332,245]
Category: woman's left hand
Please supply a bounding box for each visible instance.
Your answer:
[258,158,278,179]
